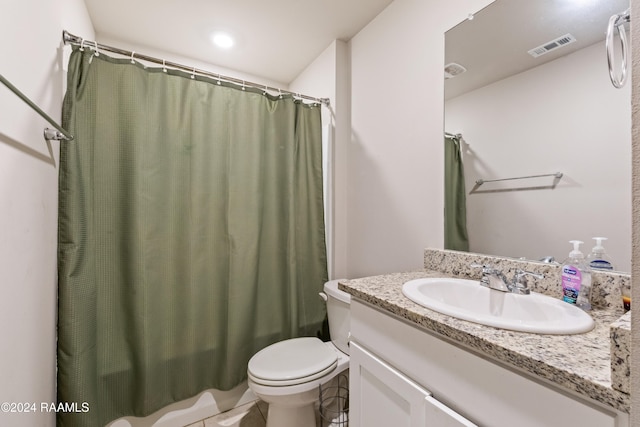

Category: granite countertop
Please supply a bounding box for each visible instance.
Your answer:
[339,269,630,413]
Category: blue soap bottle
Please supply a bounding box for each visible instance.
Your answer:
[561,240,592,311]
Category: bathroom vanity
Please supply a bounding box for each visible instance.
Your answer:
[341,250,630,427]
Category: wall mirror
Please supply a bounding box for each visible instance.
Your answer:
[444,0,631,272]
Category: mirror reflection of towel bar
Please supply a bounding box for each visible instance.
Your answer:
[475,172,563,186]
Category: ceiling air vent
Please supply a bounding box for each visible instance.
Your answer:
[528,34,577,58]
[444,63,467,79]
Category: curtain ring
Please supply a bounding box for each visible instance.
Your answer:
[191,67,196,79]
[79,38,85,51]
[92,40,99,56]
[278,88,283,99]
[217,74,221,85]
[263,85,268,95]
[162,59,167,73]
[242,80,246,91]
[130,51,136,64]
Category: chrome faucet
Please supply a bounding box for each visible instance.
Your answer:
[476,265,511,292]
[471,264,544,295]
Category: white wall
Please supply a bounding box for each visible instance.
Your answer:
[0,0,94,426]
[347,0,494,278]
[446,41,632,271]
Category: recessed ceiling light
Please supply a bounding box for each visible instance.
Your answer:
[211,32,234,49]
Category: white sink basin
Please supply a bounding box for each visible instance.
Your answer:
[402,278,594,334]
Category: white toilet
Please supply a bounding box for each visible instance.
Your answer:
[247,279,350,427]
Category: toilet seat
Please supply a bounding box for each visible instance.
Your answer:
[248,337,338,386]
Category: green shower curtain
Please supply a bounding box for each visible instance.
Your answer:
[444,135,469,251]
[57,47,328,426]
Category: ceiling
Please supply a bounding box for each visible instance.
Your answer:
[83,0,395,85]
[445,0,629,100]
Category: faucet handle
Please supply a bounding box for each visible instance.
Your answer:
[470,263,490,280]
[471,263,501,275]
[511,269,544,295]
[514,269,544,280]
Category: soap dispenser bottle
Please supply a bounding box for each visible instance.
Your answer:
[587,237,615,271]
[561,240,592,311]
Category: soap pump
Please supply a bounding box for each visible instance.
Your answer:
[561,240,592,310]
[587,237,615,271]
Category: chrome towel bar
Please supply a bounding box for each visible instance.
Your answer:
[475,172,563,186]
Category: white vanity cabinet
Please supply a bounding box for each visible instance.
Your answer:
[348,300,629,427]
[350,341,476,426]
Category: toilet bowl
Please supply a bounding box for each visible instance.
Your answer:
[247,279,350,427]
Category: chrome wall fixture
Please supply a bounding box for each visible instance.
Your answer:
[475,172,563,187]
[0,73,73,142]
[606,9,630,89]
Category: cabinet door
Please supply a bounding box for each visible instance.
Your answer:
[424,395,477,427]
[350,341,430,426]
[350,341,478,427]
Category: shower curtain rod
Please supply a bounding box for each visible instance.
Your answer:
[0,73,73,141]
[62,30,330,107]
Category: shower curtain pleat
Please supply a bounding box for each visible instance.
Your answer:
[57,47,328,427]
[444,135,469,251]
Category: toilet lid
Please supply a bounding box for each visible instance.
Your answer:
[248,337,338,386]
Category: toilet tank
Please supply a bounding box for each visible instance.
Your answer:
[323,280,351,355]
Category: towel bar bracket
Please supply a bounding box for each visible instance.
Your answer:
[43,128,71,141]
[0,73,74,143]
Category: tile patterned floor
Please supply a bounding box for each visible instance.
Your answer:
[183,389,347,427]
[184,400,267,427]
